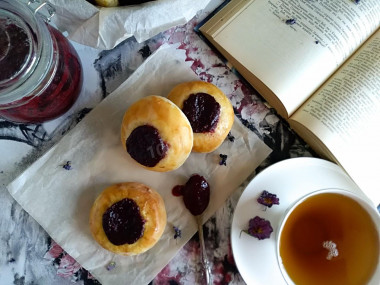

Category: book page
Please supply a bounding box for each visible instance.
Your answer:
[203,0,379,117]
[291,29,380,205]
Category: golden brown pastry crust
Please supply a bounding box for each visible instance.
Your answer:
[167,81,234,153]
[89,182,167,256]
[92,0,119,7]
[120,95,193,172]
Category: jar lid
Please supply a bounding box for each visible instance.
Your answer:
[0,0,55,106]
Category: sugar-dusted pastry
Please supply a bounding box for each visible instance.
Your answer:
[167,81,234,153]
[121,95,193,172]
[89,182,167,256]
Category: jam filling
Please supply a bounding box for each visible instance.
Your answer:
[126,125,169,167]
[182,93,221,133]
[102,198,145,246]
[172,174,210,216]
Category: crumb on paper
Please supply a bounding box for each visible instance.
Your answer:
[219,154,228,166]
[257,190,280,208]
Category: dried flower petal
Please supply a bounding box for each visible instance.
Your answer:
[62,161,72,170]
[257,190,279,208]
[247,216,273,240]
[106,261,116,271]
[219,154,228,166]
[285,18,296,25]
[173,226,182,239]
[227,132,235,142]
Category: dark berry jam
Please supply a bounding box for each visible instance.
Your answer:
[182,93,220,133]
[172,185,184,197]
[0,22,30,82]
[176,174,210,216]
[102,198,145,246]
[126,125,169,167]
[0,25,82,123]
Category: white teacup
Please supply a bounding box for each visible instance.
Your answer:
[276,189,380,285]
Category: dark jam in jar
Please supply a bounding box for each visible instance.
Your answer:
[0,25,82,123]
[172,174,210,216]
[102,198,146,245]
[126,125,169,167]
[0,0,83,124]
[0,22,30,82]
[182,93,220,133]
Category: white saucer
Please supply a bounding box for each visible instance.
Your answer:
[230,157,366,285]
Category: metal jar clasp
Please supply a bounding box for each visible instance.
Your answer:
[21,0,56,22]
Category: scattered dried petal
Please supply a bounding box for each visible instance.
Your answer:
[106,261,116,271]
[247,216,273,240]
[257,190,280,207]
[285,18,296,25]
[219,154,228,166]
[62,161,72,170]
[227,132,235,142]
[173,226,182,239]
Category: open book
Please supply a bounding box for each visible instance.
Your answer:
[199,0,380,205]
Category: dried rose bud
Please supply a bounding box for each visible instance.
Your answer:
[247,216,273,240]
[257,190,279,208]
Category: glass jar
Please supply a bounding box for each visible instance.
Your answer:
[0,0,83,124]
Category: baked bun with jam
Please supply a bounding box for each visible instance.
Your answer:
[121,95,193,172]
[167,81,234,153]
[89,182,167,256]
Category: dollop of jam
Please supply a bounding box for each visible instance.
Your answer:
[126,125,169,167]
[172,174,210,216]
[102,198,145,245]
[182,93,221,133]
[172,185,184,197]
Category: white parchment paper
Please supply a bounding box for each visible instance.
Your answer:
[7,44,272,285]
[48,0,213,49]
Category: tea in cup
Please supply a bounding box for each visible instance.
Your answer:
[276,189,380,285]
